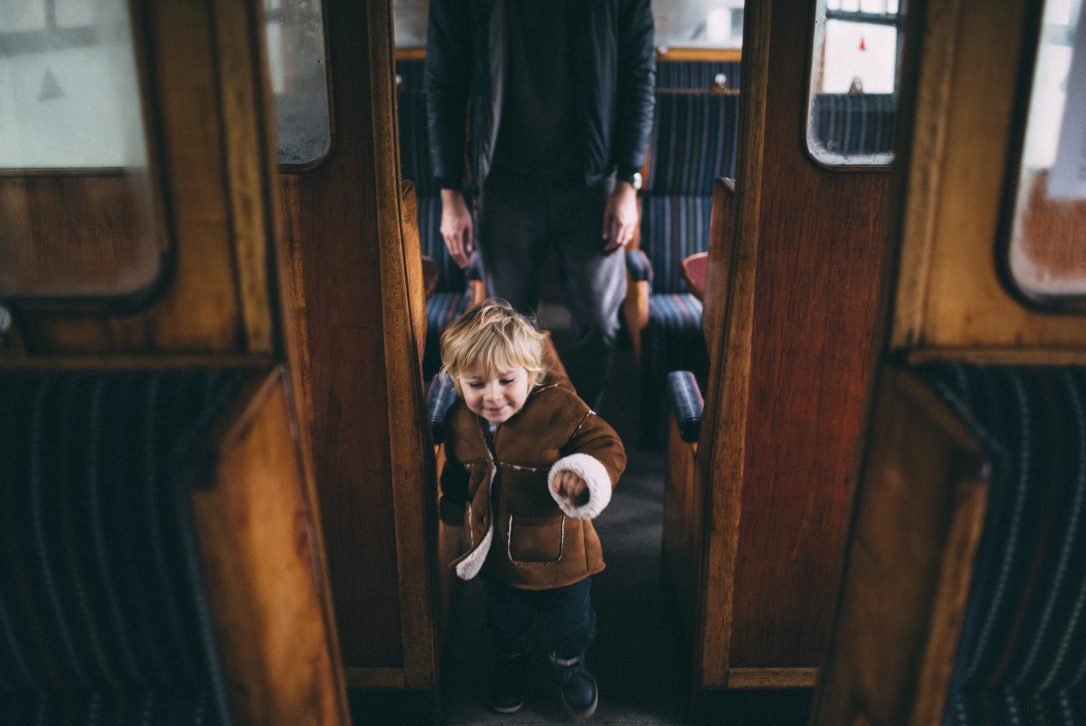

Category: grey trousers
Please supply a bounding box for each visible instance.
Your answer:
[477,175,627,407]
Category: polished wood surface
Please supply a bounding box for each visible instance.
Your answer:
[276,0,439,692]
[695,0,893,686]
[401,182,429,364]
[0,174,160,299]
[4,0,276,360]
[191,368,348,725]
[891,0,1086,358]
[657,48,743,63]
[663,418,699,644]
[702,178,736,356]
[812,368,987,726]
[682,252,709,299]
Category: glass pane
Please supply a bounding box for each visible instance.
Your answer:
[264,0,331,166]
[653,0,745,49]
[392,0,746,50]
[806,0,900,166]
[0,0,147,168]
[0,0,161,299]
[1008,0,1086,299]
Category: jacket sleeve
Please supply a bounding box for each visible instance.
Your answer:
[425,0,473,189]
[613,0,656,177]
[548,410,628,520]
[439,444,470,526]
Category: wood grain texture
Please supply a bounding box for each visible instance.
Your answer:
[696,0,893,685]
[191,369,347,725]
[727,668,817,688]
[401,183,429,365]
[694,0,772,687]
[366,1,439,690]
[703,178,736,357]
[891,0,1086,355]
[275,0,439,688]
[276,0,404,667]
[0,175,160,298]
[812,369,987,726]
[663,418,699,646]
[731,0,891,669]
[8,0,276,358]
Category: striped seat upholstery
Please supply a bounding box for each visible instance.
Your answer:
[665,370,704,443]
[632,91,739,382]
[0,369,247,726]
[810,93,896,157]
[427,373,459,445]
[398,59,476,377]
[656,60,741,92]
[920,364,1086,723]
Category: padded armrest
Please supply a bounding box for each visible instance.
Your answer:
[428,372,459,444]
[626,248,654,284]
[666,370,704,443]
[465,251,483,281]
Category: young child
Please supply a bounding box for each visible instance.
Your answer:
[438,298,627,718]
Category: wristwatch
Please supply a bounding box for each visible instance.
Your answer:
[618,169,643,191]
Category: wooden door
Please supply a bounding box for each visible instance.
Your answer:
[690,0,896,695]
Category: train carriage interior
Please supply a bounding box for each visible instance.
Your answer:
[3,0,1086,724]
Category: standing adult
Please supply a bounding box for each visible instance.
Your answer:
[425,0,655,408]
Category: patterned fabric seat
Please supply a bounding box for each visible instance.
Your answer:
[624,91,737,441]
[919,363,1086,723]
[398,60,478,377]
[0,369,247,726]
[810,93,896,157]
[656,60,741,92]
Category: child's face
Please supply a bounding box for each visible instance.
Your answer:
[457,365,530,425]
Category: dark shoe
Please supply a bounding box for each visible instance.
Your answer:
[491,651,529,714]
[549,652,599,718]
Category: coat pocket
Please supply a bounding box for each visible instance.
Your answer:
[506,515,565,565]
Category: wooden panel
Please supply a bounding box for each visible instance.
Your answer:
[730,0,891,669]
[696,0,893,685]
[663,418,699,643]
[812,368,987,726]
[191,368,348,725]
[277,0,439,686]
[703,178,736,356]
[401,182,428,365]
[6,0,275,359]
[728,668,817,688]
[694,0,772,688]
[277,3,402,667]
[891,0,1086,358]
[0,174,160,298]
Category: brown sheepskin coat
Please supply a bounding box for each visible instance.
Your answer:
[438,375,627,590]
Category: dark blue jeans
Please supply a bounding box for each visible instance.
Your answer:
[486,577,597,660]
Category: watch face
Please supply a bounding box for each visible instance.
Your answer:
[631,172,643,190]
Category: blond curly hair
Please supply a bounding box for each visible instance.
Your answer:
[439,298,547,393]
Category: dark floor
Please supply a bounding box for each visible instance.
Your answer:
[351,305,813,725]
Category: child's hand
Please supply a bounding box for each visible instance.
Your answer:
[553,471,590,506]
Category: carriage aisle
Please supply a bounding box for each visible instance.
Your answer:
[440,303,686,725]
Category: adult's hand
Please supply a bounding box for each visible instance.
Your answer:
[440,188,474,268]
[601,180,639,253]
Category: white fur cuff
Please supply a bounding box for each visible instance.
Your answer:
[548,453,613,520]
[455,523,493,580]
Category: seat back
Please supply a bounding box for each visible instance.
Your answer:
[396,59,468,296]
[0,369,242,725]
[809,93,896,158]
[655,60,741,92]
[814,364,1086,724]
[640,91,740,295]
[923,364,1086,722]
[0,367,348,725]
